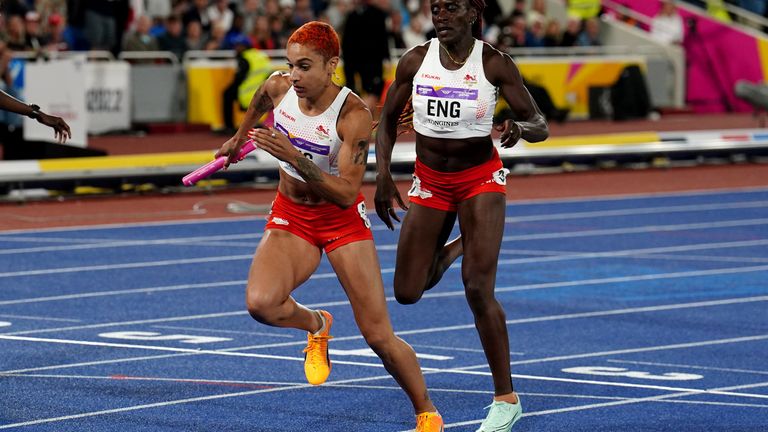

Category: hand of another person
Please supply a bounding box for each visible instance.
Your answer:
[37,112,72,144]
[495,119,522,148]
[248,127,302,163]
[374,172,408,230]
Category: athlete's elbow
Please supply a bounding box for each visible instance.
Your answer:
[528,129,549,143]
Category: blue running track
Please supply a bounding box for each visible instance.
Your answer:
[1,187,767,431]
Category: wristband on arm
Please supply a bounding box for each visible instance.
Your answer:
[27,104,41,120]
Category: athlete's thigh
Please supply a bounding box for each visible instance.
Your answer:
[249,229,322,301]
[396,203,457,281]
[457,193,506,271]
[326,240,393,331]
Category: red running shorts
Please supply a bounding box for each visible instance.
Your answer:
[408,149,509,212]
[265,191,373,253]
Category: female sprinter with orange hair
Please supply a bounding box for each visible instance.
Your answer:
[215,21,444,431]
[374,0,549,430]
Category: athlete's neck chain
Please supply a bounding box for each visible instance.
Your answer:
[440,42,473,66]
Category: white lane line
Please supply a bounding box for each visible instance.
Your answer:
[0,280,246,306]
[3,238,767,307]
[499,248,768,265]
[0,369,403,430]
[0,352,197,375]
[4,199,768,253]
[510,334,768,366]
[2,364,768,431]
[10,373,768,410]
[0,314,81,323]
[2,315,766,379]
[438,380,768,431]
[0,255,255,278]
[0,215,261,235]
[507,186,768,205]
[409,344,525,355]
[606,359,768,376]
[621,253,768,264]
[150,325,294,338]
[0,233,262,255]
[2,234,766,280]
[505,200,768,223]
[2,330,767,388]
[3,297,357,336]
[0,236,118,244]
[0,373,302,387]
[501,218,768,241]
[492,239,768,264]
[0,334,388,370]
[2,185,766,237]
[5,285,767,340]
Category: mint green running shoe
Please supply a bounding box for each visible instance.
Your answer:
[475,398,523,432]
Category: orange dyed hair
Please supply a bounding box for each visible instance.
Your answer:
[287,21,340,61]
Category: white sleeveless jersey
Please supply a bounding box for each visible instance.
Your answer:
[412,39,497,139]
[274,86,352,182]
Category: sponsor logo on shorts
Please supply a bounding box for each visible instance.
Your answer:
[407,175,433,199]
[357,201,371,229]
[493,168,510,185]
[271,217,289,225]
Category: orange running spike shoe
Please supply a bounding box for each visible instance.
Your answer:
[416,411,444,432]
[303,310,333,385]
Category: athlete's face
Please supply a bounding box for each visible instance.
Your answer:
[431,0,476,44]
[286,43,338,99]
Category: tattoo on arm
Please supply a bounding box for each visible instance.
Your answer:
[253,91,272,112]
[352,140,368,166]
[295,157,324,182]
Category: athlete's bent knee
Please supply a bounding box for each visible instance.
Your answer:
[245,291,279,324]
[395,289,423,305]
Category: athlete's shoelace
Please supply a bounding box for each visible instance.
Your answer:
[303,334,332,363]
[479,402,516,430]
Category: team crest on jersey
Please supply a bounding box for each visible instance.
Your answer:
[463,74,477,86]
[315,124,330,140]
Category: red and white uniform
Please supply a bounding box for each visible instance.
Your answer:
[274,86,352,181]
[411,38,498,139]
[266,86,373,252]
[408,39,508,211]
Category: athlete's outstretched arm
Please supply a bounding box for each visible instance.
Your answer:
[486,48,549,147]
[0,90,71,143]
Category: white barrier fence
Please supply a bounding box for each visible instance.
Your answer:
[22,57,132,146]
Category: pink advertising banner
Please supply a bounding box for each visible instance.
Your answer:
[615,0,765,113]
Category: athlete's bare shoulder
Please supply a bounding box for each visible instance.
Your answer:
[339,89,373,126]
[481,42,519,85]
[395,40,431,79]
[264,71,293,99]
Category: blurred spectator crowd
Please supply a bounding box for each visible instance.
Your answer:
[0,1,764,66]
[0,0,613,62]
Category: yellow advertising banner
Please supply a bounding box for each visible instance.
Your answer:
[187,57,646,126]
[516,57,646,119]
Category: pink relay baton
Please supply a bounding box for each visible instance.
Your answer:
[182,140,258,186]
